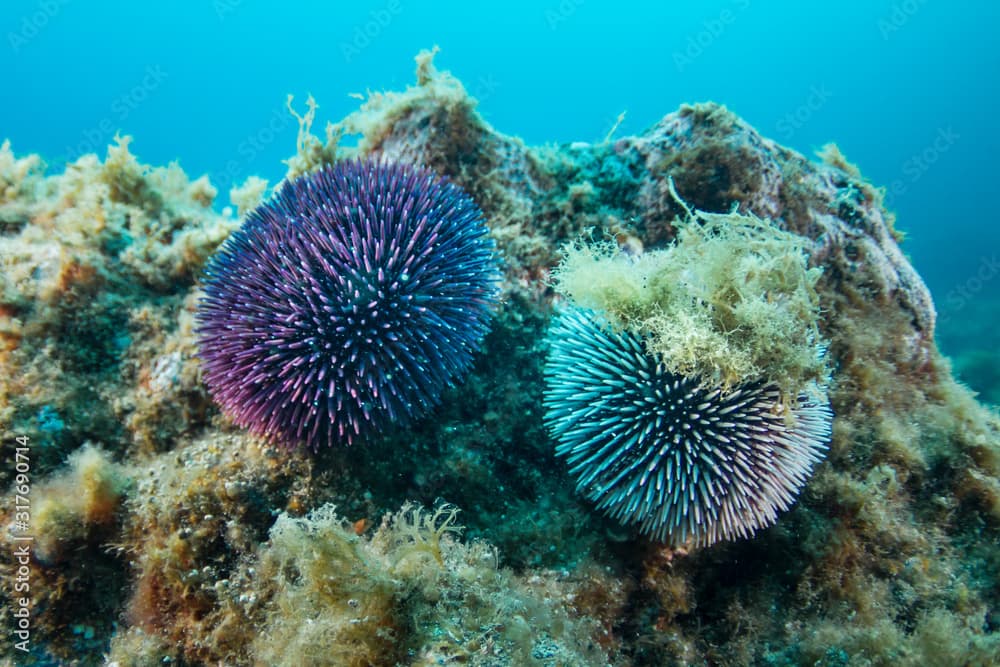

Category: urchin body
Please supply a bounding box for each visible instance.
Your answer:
[197,160,499,449]
[544,308,831,546]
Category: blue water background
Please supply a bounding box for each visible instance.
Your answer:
[3,0,998,333]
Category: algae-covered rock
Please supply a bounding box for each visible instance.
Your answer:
[1,50,997,666]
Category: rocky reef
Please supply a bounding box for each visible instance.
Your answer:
[1,50,998,666]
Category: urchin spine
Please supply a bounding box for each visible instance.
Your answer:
[197,160,499,449]
[544,307,832,546]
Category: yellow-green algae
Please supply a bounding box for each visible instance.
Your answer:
[30,444,130,563]
[552,188,825,397]
[240,504,605,667]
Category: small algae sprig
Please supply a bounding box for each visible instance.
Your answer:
[196,159,500,449]
[30,444,131,563]
[545,197,833,546]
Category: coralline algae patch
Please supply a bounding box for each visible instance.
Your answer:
[0,50,998,666]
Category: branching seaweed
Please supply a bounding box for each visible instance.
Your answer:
[552,185,826,398]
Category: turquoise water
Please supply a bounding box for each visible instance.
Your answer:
[4,0,998,390]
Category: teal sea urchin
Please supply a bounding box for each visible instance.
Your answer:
[544,308,832,546]
[196,159,500,449]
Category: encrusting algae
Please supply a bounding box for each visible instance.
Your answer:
[0,49,998,666]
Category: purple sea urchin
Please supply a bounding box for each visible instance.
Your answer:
[544,308,832,546]
[196,159,499,449]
